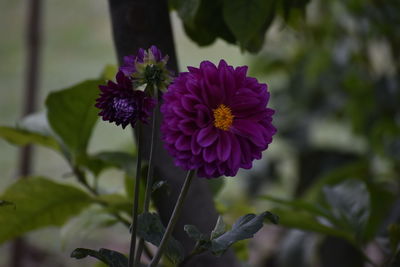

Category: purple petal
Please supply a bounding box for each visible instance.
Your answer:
[197,125,218,147]
[217,131,231,161]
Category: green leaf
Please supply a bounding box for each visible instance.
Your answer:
[137,212,184,264]
[211,212,268,256]
[45,79,101,157]
[0,126,60,151]
[222,0,275,50]
[211,216,226,240]
[323,179,370,242]
[94,194,132,215]
[184,224,208,241]
[82,151,136,177]
[183,0,235,47]
[101,64,118,81]
[71,248,128,267]
[0,177,92,243]
[260,195,330,219]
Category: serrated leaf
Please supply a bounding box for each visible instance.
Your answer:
[211,212,268,256]
[46,79,101,156]
[71,248,127,267]
[137,212,184,264]
[0,177,92,243]
[0,126,60,151]
[184,224,208,241]
[211,216,226,240]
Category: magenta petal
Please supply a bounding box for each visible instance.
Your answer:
[228,135,241,171]
[232,119,265,147]
[191,131,202,155]
[197,125,218,147]
[175,135,190,151]
[217,131,231,161]
[203,145,217,163]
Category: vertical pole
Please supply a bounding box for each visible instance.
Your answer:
[11,0,42,266]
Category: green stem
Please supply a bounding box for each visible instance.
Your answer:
[134,87,159,267]
[128,122,143,267]
[149,170,196,267]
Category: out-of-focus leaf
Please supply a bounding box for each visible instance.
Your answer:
[211,216,226,240]
[211,212,268,256]
[0,126,60,151]
[183,0,235,47]
[273,208,354,244]
[389,224,400,253]
[61,206,118,247]
[261,195,329,218]
[303,161,369,202]
[207,178,225,196]
[323,179,370,242]
[222,0,275,51]
[46,79,101,157]
[137,212,184,264]
[82,151,136,177]
[0,177,92,244]
[364,181,395,241]
[172,0,201,26]
[0,200,15,208]
[101,65,117,81]
[71,248,127,267]
[95,194,132,216]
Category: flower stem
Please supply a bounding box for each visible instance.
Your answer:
[134,87,159,267]
[128,122,143,267]
[148,170,196,267]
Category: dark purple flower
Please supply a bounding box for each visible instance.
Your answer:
[161,60,276,178]
[119,45,172,92]
[96,71,156,129]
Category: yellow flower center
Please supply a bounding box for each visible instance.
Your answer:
[213,104,234,131]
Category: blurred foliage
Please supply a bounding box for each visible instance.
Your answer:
[243,0,400,266]
[170,0,310,52]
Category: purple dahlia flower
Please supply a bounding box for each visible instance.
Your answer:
[161,60,276,178]
[119,45,172,92]
[96,71,156,129]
